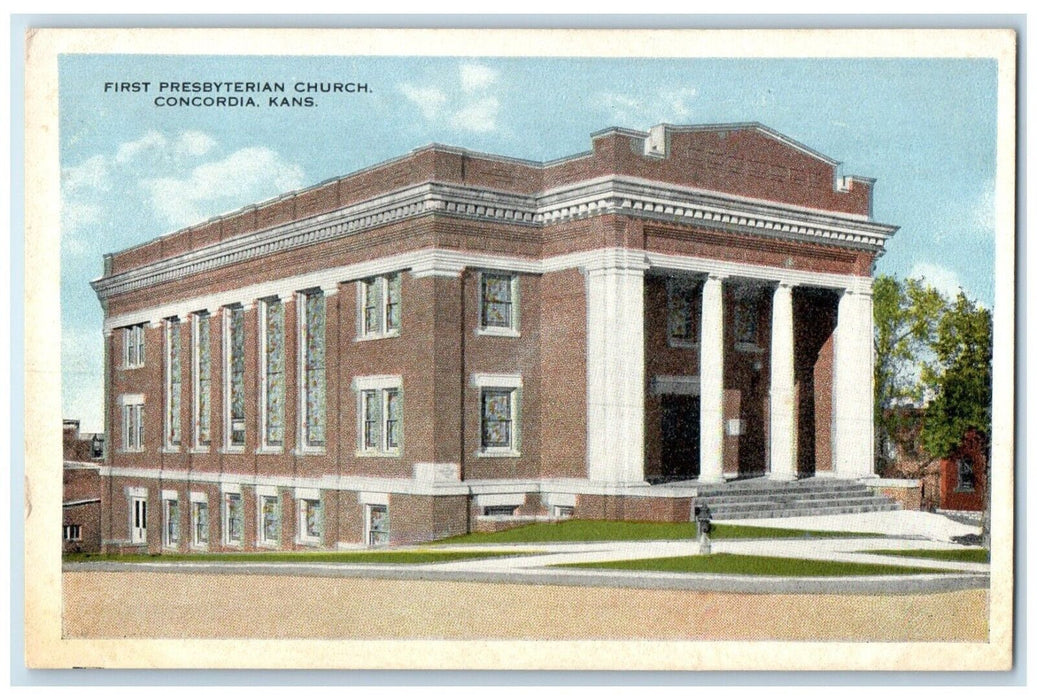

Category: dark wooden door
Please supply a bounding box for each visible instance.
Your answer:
[661,395,701,480]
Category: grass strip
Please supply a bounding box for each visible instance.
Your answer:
[63,550,532,565]
[432,520,884,545]
[555,553,952,577]
[861,548,989,563]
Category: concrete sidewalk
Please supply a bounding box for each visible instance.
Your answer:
[65,511,989,595]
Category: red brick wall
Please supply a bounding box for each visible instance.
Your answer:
[939,432,988,512]
[63,501,101,554]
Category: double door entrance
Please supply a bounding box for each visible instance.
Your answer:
[660,394,701,480]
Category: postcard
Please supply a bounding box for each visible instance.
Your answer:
[23,26,1015,671]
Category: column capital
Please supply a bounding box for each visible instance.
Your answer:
[583,248,650,274]
[774,279,798,290]
[705,272,728,283]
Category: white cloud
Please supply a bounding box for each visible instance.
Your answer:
[460,63,497,92]
[399,62,502,133]
[142,147,306,229]
[450,97,500,133]
[115,130,168,163]
[909,261,966,300]
[598,86,700,127]
[176,131,217,158]
[61,155,110,238]
[400,83,447,120]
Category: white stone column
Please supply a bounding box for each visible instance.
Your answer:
[699,274,726,483]
[769,281,797,480]
[833,287,876,478]
[585,250,648,484]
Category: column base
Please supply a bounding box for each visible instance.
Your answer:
[767,472,798,482]
[696,474,728,485]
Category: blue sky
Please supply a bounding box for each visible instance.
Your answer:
[59,55,999,431]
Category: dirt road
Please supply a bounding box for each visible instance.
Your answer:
[62,571,988,641]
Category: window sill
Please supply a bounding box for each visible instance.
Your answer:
[294,447,327,457]
[476,326,520,338]
[256,447,284,456]
[118,449,146,454]
[221,446,246,455]
[257,541,280,550]
[122,364,145,371]
[667,338,699,349]
[190,544,209,551]
[355,330,400,342]
[295,537,322,547]
[189,447,211,454]
[223,541,243,549]
[355,450,402,459]
[160,446,181,454]
[477,449,522,458]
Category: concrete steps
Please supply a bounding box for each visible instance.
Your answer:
[695,478,901,520]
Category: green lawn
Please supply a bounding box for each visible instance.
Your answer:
[556,553,952,577]
[431,520,884,545]
[62,549,533,565]
[862,548,990,563]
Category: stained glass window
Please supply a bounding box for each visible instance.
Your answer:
[481,274,514,328]
[164,499,179,547]
[301,499,322,540]
[166,319,181,446]
[263,299,285,447]
[192,501,209,545]
[224,493,242,544]
[481,389,513,449]
[667,278,698,343]
[227,306,246,447]
[195,312,211,445]
[260,495,280,544]
[302,292,326,448]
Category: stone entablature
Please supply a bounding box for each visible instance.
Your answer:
[95,123,895,299]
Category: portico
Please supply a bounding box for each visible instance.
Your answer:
[586,249,877,486]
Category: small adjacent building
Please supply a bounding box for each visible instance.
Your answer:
[90,123,898,552]
[62,419,103,553]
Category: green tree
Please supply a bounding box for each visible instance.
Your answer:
[919,292,993,458]
[872,275,947,473]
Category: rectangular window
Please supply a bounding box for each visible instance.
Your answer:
[63,524,82,541]
[356,378,402,455]
[223,492,243,546]
[481,390,514,449]
[165,319,181,447]
[194,312,212,447]
[483,505,517,517]
[130,496,147,544]
[124,324,146,368]
[298,499,322,544]
[259,494,280,546]
[667,278,699,346]
[300,291,326,449]
[163,497,179,548]
[226,306,246,448]
[122,402,145,451]
[472,373,522,457]
[261,299,286,449]
[479,273,518,333]
[957,458,976,492]
[553,505,575,519]
[366,504,389,547]
[358,273,401,338]
[191,501,209,546]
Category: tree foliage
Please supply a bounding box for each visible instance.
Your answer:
[872,275,993,469]
[919,292,993,458]
[872,275,946,471]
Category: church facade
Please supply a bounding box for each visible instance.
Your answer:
[91,123,897,552]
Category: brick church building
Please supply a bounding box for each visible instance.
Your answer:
[91,123,898,552]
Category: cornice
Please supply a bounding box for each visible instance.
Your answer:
[92,176,897,300]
